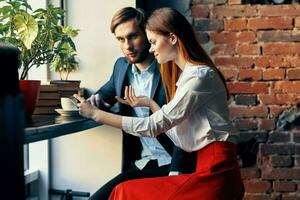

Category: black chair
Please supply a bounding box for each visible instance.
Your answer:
[0,43,25,199]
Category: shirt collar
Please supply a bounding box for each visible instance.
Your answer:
[131,60,156,75]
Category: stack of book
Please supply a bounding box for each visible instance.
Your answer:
[33,84,60,115]
[33,81,83,115]
[50,80,81,98]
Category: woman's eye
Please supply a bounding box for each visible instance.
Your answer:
[149,40,155,45]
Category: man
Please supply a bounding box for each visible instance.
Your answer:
[88,7,196,200]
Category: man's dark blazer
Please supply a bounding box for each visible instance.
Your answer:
[95,57,196,173]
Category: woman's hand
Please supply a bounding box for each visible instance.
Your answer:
[73,94,98,119]
[115,85,152,108]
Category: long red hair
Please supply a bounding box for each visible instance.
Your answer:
[146,7,228,102]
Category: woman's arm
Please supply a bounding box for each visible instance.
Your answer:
[115,85,161,113]
[74,94,123,129]
[149,98,160,113]
[75,76,214,137]
[122,77,213,137]
[92,109,123,129]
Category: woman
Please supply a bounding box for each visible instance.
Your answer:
[75,7,244,200]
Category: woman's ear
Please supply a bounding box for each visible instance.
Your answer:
[169,33,178,45]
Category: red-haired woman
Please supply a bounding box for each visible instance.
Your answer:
[74,7,244,200]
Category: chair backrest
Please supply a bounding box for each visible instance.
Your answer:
[0,42,25,199]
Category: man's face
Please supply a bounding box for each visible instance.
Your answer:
[114,19,150,64]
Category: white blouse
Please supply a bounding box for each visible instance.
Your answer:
[122,64,239,152]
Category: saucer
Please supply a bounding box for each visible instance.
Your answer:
[55,109,80,117]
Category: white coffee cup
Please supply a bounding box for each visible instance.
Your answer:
[61,97,78,111]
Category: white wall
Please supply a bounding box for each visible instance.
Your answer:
[49,0,135,199]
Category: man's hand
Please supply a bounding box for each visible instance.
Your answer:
[115,85,152,108]
[87,94,111,109]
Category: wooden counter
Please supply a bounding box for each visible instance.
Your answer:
[25,115,100,143]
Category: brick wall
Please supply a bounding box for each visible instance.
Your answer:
[190,0,300,199]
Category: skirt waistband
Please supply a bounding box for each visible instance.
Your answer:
[196,141,238,173]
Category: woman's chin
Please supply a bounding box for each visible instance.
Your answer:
[156,59,164,64]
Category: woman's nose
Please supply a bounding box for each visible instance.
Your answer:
[149,44,154,53]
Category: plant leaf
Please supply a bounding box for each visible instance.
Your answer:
[14,13,38,49]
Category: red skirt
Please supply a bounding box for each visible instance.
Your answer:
[109,141,244,200]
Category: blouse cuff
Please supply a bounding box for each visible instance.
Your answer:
[122,116,133,133]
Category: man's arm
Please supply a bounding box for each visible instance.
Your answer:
[88,61,120,110]
[94,74,117,109]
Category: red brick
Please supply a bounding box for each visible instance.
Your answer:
[211,31,256,44]
[239,69,262,81]
[255,56,289,68]
[259,119,275,131]
[234,119,258,130]
[230,106,268,118]
[214,57,254,68]
[224,18,247,31]
[244,180,271,193]
[211,44,235,56]
[262,69,285,80]
[248,17,293,30]
[258,94,275,105]
[273,181,296,192]
[228,82,269,94]
[274,81,300,93]
[219,68,238,81]
[211,32,238,44]
[255,57,272,68]
[296,16,300,28]
[191,5,210,18]
[212,5,257,18]
[262,168,300,180]
[276,94,300,105]
[258,5,300,17]
[269,57,289,68]
[269,105,285,118]
[282,194,299,200]
[289,57,300,68]
[258,94,300,105]
[243,194,271,200]
[287,69,300,80]
[236,44,260,55]
[264,43,300,55]
[240,168,260,179]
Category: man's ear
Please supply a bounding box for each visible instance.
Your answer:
[169,33,178,45]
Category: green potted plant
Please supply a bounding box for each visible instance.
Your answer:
[50,26,79,81]
[0,0,79,116]
[49,26,81,98]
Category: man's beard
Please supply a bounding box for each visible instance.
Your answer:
[127,43,151,64]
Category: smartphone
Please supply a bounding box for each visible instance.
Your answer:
[68,96,80,106]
